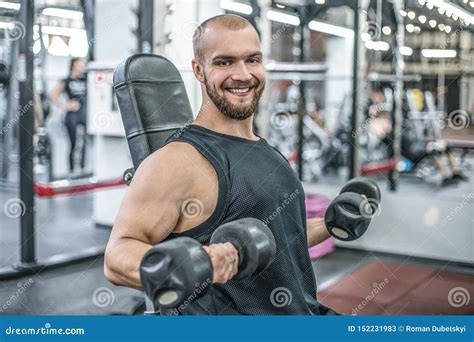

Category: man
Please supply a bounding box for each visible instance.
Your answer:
[105,14,336,315]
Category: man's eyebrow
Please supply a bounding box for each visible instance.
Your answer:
[212,52,263,61]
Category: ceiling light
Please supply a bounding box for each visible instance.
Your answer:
[365,40,390,51]
[422,49,456,58]
[220,0,253,15]
[266,10,300,26]
[399,46,413,56]
[41,26,85,37]
[413,26,421,33]
[406,24,415,32]
[429,19,437,27]
[418,15,427,23]
[42,7,84,20]
[427,0,474,25]
[426,2,434,9]
[382,26,391,35]
[408,11,416,19]
[418,0,426,4]
[0,21,14,30]
[444,25,451,33]
[438,23,445,30]
[308,20,354,38]
[400,9,407,16]
[0,1,20,10]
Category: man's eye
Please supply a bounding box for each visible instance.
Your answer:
[248,57,261,64]
[217,60,231,66]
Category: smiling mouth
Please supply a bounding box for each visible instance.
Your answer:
[225,87,254,97]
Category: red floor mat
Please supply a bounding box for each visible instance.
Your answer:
[317,260,474,315]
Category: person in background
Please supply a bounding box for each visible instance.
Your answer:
[49,57,87,174]
[401,126,468,187]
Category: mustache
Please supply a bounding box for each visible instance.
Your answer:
[223,80,261,89]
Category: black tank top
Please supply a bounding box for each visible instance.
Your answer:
[63,76,87,116]
[162,124,335,315]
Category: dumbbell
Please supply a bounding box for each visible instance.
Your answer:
[324,177,381,241]
[140,218,276,309]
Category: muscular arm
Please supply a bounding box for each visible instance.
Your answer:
[306,217,331,248]
[48,80,67,109]
[104,143,195,290]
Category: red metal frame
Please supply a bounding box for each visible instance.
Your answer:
[34,177,125,197]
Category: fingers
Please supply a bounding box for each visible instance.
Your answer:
[204,243,239,284]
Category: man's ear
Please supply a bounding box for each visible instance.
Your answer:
[191,58,205,83]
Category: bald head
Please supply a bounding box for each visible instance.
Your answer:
[193,14,256,61]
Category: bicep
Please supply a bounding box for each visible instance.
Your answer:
[110,147,192,246]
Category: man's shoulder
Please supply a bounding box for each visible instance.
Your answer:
[140,141,208,181]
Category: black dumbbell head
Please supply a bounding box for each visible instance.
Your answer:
[210,218,276,279]
[340,177,381,215]
[324,192,371,241]
[140,237,213,309]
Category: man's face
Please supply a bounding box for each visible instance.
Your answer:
[197,25,266,120]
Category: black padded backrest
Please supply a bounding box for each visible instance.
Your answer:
[113,54,193,169]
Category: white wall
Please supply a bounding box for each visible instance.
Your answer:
[160,0,223,114]
[324,36,353,133]
[95,0,138,65]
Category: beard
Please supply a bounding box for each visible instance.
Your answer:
[203,73,264,121]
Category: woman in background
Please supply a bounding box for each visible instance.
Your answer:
[49,57,87,173]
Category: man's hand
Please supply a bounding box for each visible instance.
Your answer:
[203,242,239,284]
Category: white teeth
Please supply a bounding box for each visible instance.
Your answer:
[229,88,250,94]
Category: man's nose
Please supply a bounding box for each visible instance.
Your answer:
[231,61,252,82]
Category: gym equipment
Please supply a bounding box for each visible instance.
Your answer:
[339,177,381,212]
[140,218,276,309]
[34,176,124,197]
[324,178,381,241]
[113,54,193,171]
[210,218,276,279]
[0,62,9,85]
[140,237,213,309]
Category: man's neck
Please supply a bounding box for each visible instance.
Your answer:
[194,105,258,141]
